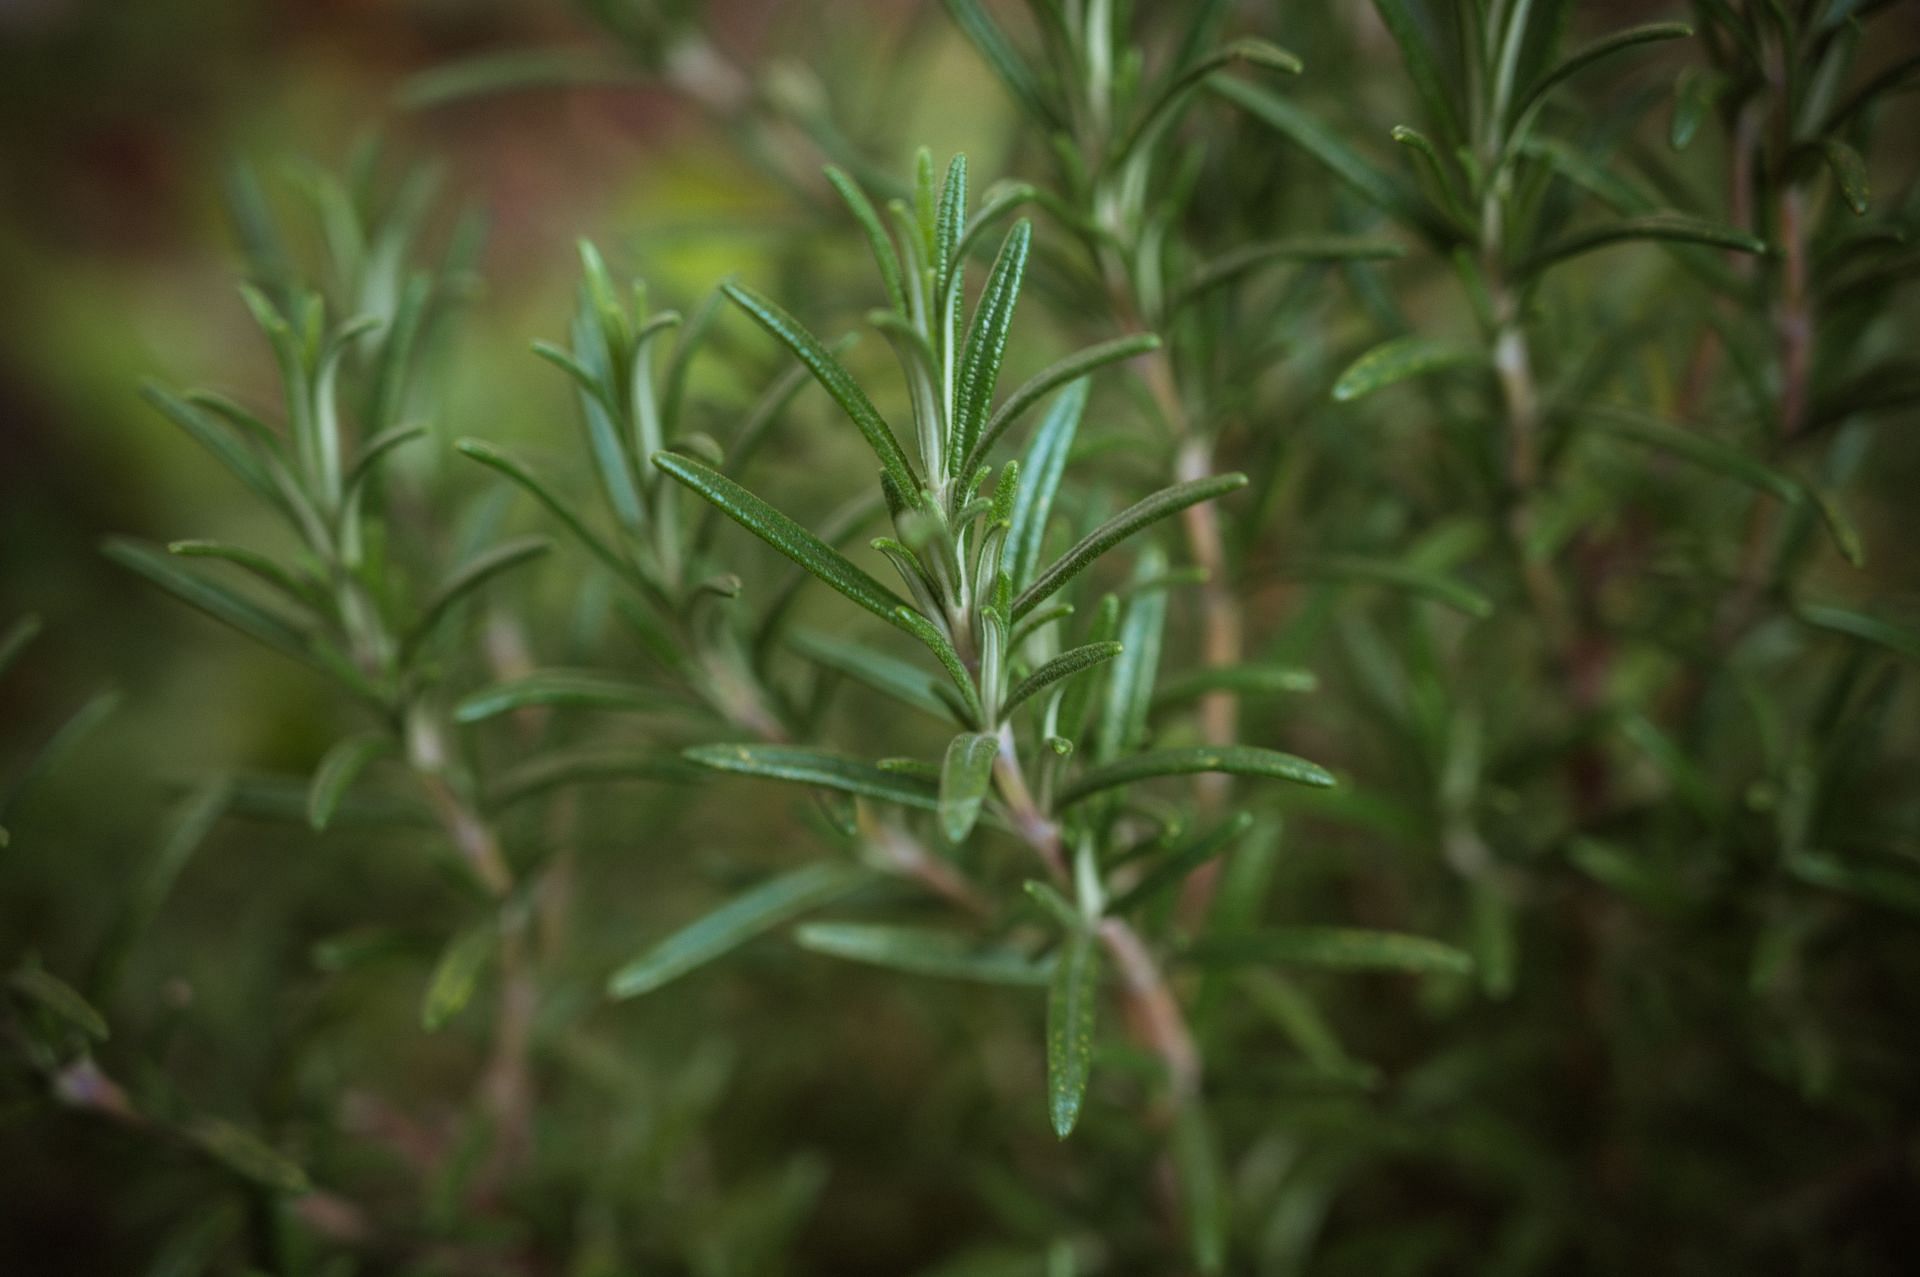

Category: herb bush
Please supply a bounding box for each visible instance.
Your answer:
[4,1,1919,1273]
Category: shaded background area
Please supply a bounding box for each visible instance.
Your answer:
[4,1,1920,1274]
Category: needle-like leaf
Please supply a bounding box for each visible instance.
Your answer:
[402,537,552,658]
[608,861,872,998]
[795,922,1054,985]
[1186,927,1473,975]
[1004,642,1125,717]
[970,334,1156,471]
[1013,474,1248,619]
[1332,335,1483,402]
[939,731,999,843]
[684,743,941,809]
[1057,745,1334,807]
[307,732,393,831]
[1046,929,1099,1138]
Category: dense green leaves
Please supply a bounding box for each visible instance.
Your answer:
[608,862,872,998]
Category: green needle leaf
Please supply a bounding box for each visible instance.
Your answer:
[1013,474,1248,619]
[970,334,1155,472]
[794,922,1053,985]
[104,537,316,668]
[1332,335,1483,402]
[8,964,109,1041]
[1511,23,1693,125]
[1152,664,1317,708]
[655,451,915,633]
[684,743,941,809]
[454,670,670,723]
[825,165,908,313]
[1518,212,1767,278]
[1004,641,1125,716]
[403,537,552,658]
[1057,746,1334,808]
[1005,379,1087,589]
[1819,139,1870,215]
[1117,37,1303,163]
[1046,929,1100,1138]
[608,861,871,998]
[952,219,1032,469]
[722,282,919,497]
[1171,236,1405,314]
[939,731,999,843]
[1281,554,1494,618]
[307,731,393,831]
[187,1117,311,1194]
[422,924,497,1030]
[1186,927,1473,975]
[455,439,638,585]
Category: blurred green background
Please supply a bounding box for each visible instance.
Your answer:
[4,2,1920,1274]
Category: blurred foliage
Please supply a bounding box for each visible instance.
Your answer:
[4,1,1920,1275]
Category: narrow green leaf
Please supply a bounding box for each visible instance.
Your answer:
[893,607,986,725]
[952,220,1032,469]
[1583,405,1805,505]
[939,731,999,843]
[608,861,871,998]
[1332,335,1482,402]
[1024,880,1082,930]
[454,669,668,723]
[935,153,967,293]
[722,282,919,496]
[399,48,636,108]
[942,0,1057,126]
[1005,379,1087,590]
[1188,927,1473,975]
[1796,603,1920,663]
[139,382,284,513]
[1215,77,1450,242]
[1172,1103,1228,1275]
[1111,813,1254,914]
[825,166,908,313]
[1097,552,1169,763]
[1047,930,1100,1138]
[1005,642,1125,717]
[1511,23,1693,125]
[455,439,638,585]
[1172,236,1405,314]
[1518,212,1766,278]
[794,921,1053,985]
[0,688,121,828]
[1819,139,1870,215]
[1282,554,1494,618]
[789,628,949,720]
[167,540,321,611]
[970,334,1155,471]
[1014,475,1246,620]
[186,1117,311,1194]
[8,965,109,1040]
[90,778,230,1000]
[1058,745,1334,808]
[1117,37,1303,162]
[684,743,941,809]
[1670,67,1720,150]
[307,732,393,831]
[1152,664,1317,707]
[655,451,915,633]
[0,614,44,680]
[422,924,496,1030]
[104,537,315,667]
[489,747,691,811]
[402,537,551,657]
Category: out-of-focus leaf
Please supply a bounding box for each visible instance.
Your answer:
[186,1117,311,1194]
[1111,813,1254,914]
[454,670,669,723]
[794,922,1054,985]
[422,923,496,1030]
[1187,927,1473,975]
[1058,746,1334,807]
[943,0,1056,127]
[489,747,692,810]
[789,628,949,720]
[1796,603,1920,663]
[1518,213,1766,277]
[307,732,393,831]
[455,439,637,584]
[1173,235,1406,314]
[1510,23,1693,125]
[608,861,872,998]
[1819,139,1870,215]
[399,48,637,109]
[105,537,315,666]
[1331,335,1482,402]
[8,964,109,1041]
[1046,930,1099,1138]
[1172,1103,1227,1274]
[402,537,551,657]
[1117,38,1302,162]
[1282,553,1493,617]
[971,335,1154,470]
[940,732,999,843]
[1153,664,1317,708]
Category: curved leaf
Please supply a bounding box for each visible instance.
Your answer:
[1332,335,1482,402]
[608,861,871,998]
[1171,235,1405,314]
[939,732,999,843]
[655,451,914,633]
[403,537,552,657]
[422,924,496,1030]
[1186,927,1472,975]
[1518,213,1766,278]
[969,334,1156,471]
[307,731,393,831]
[684,743,941,809]
[1004,641,1125,716]
[794,921,1053,985]
[1057,745,1334,808]
[454,669,669,723]
[1013,474,1248,619]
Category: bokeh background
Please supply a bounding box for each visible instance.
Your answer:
[5,1,1920,1274]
